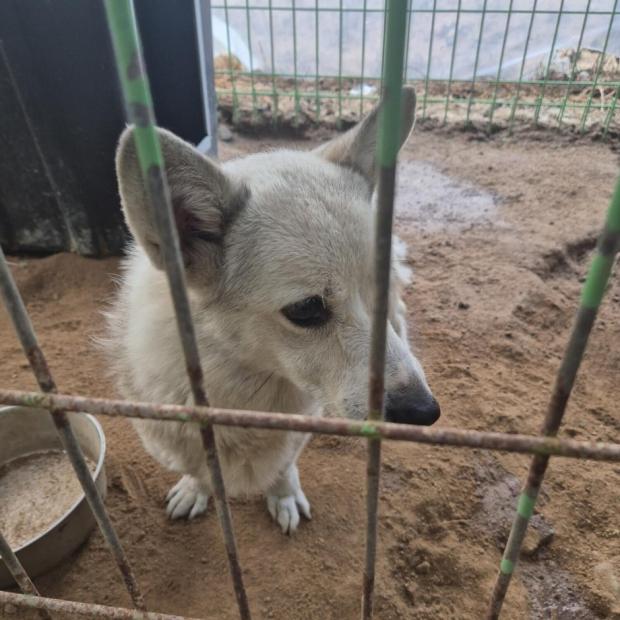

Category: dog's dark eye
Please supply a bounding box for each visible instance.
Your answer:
[281,296,330,328]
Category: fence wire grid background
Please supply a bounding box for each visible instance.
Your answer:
[212,0,620,134]
[1,1,620,620]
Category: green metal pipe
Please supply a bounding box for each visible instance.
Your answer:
[103,2,251,618]
[579,0,619,132]
[363,1,409,618]
[487,173,620,618]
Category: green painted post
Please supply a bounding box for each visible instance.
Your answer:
[337,0,344,127]
[579,0,618,132]
[360,0,369,117]
[362,1,409,618]
[507,0,539,132]
[103,2,251,618]
[421,0,437,119]
[243,0,258,121]
[443,0,462,124]
[557,0,592,128]
[292,0,301,123]
[487,174,620,618]
[488,0,514,129]
[465,0,489,124]
[267,0,279,126]
[315,0,321,121]
[223,0,240,124]
[533,0,565,125]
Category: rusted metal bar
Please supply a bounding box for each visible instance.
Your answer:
[103,2,249,617]
[487,174,620,619]
[1,389,619,462]
[362,2,409,619]
[0,531,52,620]
[0,247,146,611]
[0,590,200,620]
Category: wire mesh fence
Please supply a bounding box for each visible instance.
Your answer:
[211,0,620,135]
[0,1,619,619]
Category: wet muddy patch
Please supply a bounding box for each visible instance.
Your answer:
[472,455,598,619]
[395,161,498,232]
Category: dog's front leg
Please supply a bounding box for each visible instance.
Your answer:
[266,463,311,535]
[166,473,210,520]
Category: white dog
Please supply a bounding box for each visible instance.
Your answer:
[103,87,439,534]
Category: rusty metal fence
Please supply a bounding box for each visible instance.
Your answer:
[0,1,619,619]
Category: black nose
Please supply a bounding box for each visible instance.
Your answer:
[384,389,441,426]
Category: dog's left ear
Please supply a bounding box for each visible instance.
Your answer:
[314,86,416,188]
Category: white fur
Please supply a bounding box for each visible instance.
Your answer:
[103,87,437,533]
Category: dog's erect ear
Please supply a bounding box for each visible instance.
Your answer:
[314,86,416,187]
[116,127,247,282]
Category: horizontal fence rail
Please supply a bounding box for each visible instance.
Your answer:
[0,590,200,620]
[0,389,618,463]
[211,0,620,135]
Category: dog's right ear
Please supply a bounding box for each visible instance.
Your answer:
[313,86,416,189]
[116,127,247,283]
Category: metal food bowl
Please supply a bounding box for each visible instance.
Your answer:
[0,406,106,587]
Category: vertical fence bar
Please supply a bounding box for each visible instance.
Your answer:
[194,0,219,158]
[421,0,437,119]
[291,0,300,124]
[337,0,344,126]
[486,173,620,619]
[103,2,250,619]
[602,85,620,137]
[533,0,565,125]
[443,0,462,124]
[0,246,146,611]
[315,0,321,121]
[267,0,279,126]
[465,0,488,124]
[243,0,258,121]
[488,0,514,128]
[402,0,413,83]
[222,0,240,123]
[0,530,52,620]
[507,0,538,132]
[359,0,369,117]
[361,2,409,618]
[579,0,618,132]
[557,0,591,128]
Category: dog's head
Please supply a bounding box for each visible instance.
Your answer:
[116,87,439,426]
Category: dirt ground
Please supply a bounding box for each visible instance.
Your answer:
[0,128,619,620]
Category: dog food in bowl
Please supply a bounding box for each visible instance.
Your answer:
[0,406,106,587]
[0,450,96,549]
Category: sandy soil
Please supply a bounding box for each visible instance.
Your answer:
[0,128,619,620]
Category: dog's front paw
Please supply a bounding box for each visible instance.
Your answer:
[166,475,209,520]
[266,489,311,535]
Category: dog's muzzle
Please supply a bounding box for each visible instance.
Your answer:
[384,389,441,426]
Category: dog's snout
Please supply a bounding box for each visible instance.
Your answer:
[384,388,440,426]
